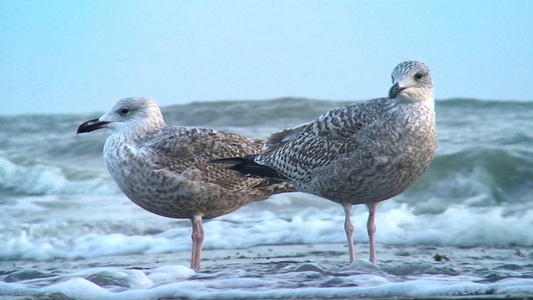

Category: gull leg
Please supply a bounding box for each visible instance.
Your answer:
[190,214,205,270]
[343,203,355,263]
[366,202,378,263]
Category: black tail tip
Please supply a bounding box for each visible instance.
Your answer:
[209,157,247,165]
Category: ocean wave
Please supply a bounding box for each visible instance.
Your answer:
[2,98,532,201]
[437,97,533,107]
[402,146,533,211]
[2,143,533,206]
[161,97,533,127]
[1,197,533,262]
[162,97,350,128]
[3,97,533,159]
[0,152,119,196]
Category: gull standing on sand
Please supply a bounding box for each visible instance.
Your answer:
[212,61,437,263]
[77,97,294,270]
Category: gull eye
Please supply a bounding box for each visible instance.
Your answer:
[415,73,423,80]
[120,107,130,114]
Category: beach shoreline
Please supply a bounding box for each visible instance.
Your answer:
[2,243,532,299]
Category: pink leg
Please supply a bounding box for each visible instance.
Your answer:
[366,202,379,263]
[190,214,205,270]
[342,203,355,263]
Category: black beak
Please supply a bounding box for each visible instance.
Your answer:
[77,118,110,134]
[388,83,406,99]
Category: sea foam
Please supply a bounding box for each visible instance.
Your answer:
[3,267,531,299]
[2,195,533,262]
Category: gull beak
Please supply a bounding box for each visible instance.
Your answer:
[77,118,110,134]
[388,82,406,99]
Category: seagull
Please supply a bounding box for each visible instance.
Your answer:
[77,97,294,270]
[212,61,437,263]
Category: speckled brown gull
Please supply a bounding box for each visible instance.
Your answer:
[213,61,437,263]
[77,97,294,270]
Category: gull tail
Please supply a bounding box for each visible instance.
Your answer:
[210,155,284,180]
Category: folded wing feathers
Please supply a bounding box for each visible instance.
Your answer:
[262,122,310,153]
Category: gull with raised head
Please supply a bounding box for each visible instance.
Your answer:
[212,61,437,263]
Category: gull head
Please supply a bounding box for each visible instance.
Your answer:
[388,61,434,103]
[77,97,166,136]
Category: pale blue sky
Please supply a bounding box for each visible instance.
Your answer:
[1,0,532,115]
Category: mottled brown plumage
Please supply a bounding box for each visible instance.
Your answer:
[77,97,294,270]
[214,61,437,263]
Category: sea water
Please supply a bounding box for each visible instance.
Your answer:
[1,98,532,299]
